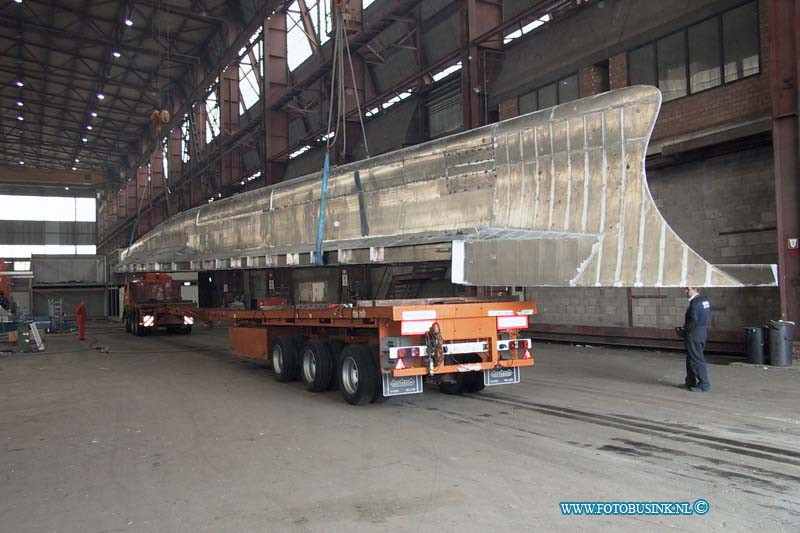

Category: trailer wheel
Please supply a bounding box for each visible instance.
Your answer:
[132,311,142,337]
[325,339,345,390]
[438,375,466,395]
[339,344,379,405]
[271,336,300,382]
[462,355,485,393]
[464,372,485,393]
[301,340,334,392]
[180,325,192,335]
[368,345,386,403]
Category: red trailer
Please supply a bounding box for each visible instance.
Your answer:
[124,273,196,336]
[124,275,536,405]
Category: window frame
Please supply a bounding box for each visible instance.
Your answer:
[626,0,760,103]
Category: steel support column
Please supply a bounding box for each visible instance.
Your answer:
[220,62,241,190]
[263,15,289,185]
[459,0,502,130]
[769,0,800,332]
[136,165,150,236]
[167,128,183,214]
[149,149,165,231]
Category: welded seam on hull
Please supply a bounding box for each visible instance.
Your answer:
[564,120,572,232]
[680,246,689,286]
[533,125,540,229]
[657,220,666,286]
[581,116,589,233]
[614,107,627,287]
[548,121,556,230]
[634,151,648,287]
[595,111,608,286]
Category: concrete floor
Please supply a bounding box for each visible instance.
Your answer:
[1,323,799,532]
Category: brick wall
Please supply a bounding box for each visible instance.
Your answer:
[609,53,627,89]
[648,146,777,264]
[579,64,609,97]
[652,0,771,141]
[498,97,519,120]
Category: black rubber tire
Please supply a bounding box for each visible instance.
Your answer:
[124,312,131,333]
[338,344,379,405]
[132,310,142,337]
[368,345,386,403]
[461,354,485,393]
[464,372,486,393]
[438,375,466,395]
[180,325,193,335]
[326,339,345,391]
[301,339,335,392]
[271,336,300,382]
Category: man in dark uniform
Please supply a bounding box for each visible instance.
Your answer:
[682,287,711,392]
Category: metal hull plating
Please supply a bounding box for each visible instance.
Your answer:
[118,86,774,287]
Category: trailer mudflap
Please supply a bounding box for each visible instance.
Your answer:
[382,373,424,397]
[484,366,521,386]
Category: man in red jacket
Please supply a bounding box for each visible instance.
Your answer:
[75,301,87,341]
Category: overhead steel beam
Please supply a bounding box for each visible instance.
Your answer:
[263,14,288,185]
[129,0,228,24]
[0,15,199,64]
[128,0,282,174]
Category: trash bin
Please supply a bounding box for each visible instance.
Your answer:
[767,320,795,367]
[743,327,766,365]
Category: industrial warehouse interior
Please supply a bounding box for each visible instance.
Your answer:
[1,0,799,531]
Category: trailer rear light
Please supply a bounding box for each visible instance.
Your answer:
[389,346,426,360]
[522,349,533,359]
[143,315,155,327]
[396,347,421,358]
[497,315,528,331]
[183,316,194,325]
[496,339,531,351]
[395,357,406,370]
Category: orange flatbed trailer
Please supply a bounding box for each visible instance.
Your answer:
[135,295,537,405]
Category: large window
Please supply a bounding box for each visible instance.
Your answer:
[0,245,97,258]
[0,195,95,222]
[205,81,220,143]
[657,32,687,100]
[723,2,760,82]
[627,1,759,102]
[518,74,578,115]
[239,29,263,114]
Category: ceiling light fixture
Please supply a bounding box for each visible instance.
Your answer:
[86,125,92,130]
[14,0,22,4]
[16,100,23,107]
[124,18,133,26]
[15,80,23,87]
[96,93,105,100]
[81,137,88,143]
[72,167,77,171]
[112,50,121,58]
[16,115,23,121]
[90,111,98,118]
[18,160,24,165]
[65,186,70,191]
[74,158,80,163]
